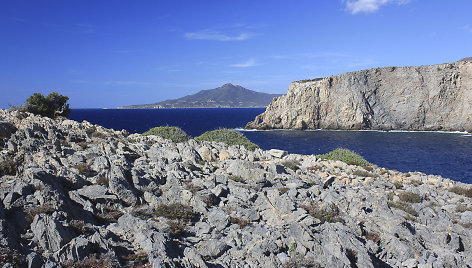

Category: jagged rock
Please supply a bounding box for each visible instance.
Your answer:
[246,60,472,131]
[0,109,471,266]
[268,149,287,158]
[31,214,74,252]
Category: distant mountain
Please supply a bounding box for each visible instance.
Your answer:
[118,83,282,109]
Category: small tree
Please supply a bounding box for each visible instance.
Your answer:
[25,92,71,118]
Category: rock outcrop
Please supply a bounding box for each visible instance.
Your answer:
[246,59,472,131]
[0,109,471,267]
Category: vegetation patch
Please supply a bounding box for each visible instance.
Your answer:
[352,169,378,178]
[155,203,197,222]
[449,186,472,198]
[282,160,300,171]
[96,205,123,224]
[167,220,188,238]
[122,251,149,266]
[73,164,94,177]
[0,247,26,267]
[364,231,381,243]
[141,126,190,143]
[229,217,251,228]
[398,192,422,203]
[70,220,87,235]
[63,253,113,268]
[23,92,71,118]
[393,181,403,189]
[284,255,322,268]
[296,77,324,83]
[24,203,56,224]
[316,148,371,166]
[96,177,109,187]
[228,175,245,183]
[0,159,18,176]
[301,203,344,224]
[195,129,258,151]
[456,205,472,213]
[387,201,418,217]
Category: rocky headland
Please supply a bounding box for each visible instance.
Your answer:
[246,59,472,131]
[0,109,471,267]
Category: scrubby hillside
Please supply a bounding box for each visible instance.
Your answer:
[0,109,471,267]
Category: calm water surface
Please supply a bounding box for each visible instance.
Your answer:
[70,109,472,183]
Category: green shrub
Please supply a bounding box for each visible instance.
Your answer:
[282,160,300,171]
[141,126,190,143]
[24,92,71,118]
[352,169,378,178]
[316,148,371,166]
[195,129,258,151]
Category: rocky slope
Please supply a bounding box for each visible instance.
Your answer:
[0,109,471,267]
[246,60,472,131]
[119,83,281,109]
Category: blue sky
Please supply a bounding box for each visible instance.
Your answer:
[1,0,471,108]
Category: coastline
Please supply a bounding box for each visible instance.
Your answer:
[0,108,471,266]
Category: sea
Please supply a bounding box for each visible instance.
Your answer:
[70,108,472,184]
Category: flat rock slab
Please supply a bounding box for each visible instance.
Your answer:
[76,185,117,200]
[268,149,288,158]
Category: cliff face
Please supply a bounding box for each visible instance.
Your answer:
[246,60,472,131]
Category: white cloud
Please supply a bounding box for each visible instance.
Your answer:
[184,31,253,41]
[345,0,411,14]
[230,58,258,68]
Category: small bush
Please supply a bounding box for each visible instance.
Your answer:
[167,220,187,238]
[364,231,381,243]
[62,253,113,268]
[96,177,109,187]
[24,203,56,224]
[142,126,190,143]
[284,255,322,268]
[195,129,258,151]
[70,220,86,235]
[0,159,18,176]
[456,205,472,213]
[77,142,88,149]
[393,181,403,189]
[302,203,344,224]
[387,201,418,217]
[449,186,472,198]
[352,169,378,178]
[228,175,245,183]
[278,187,289,194]
[229,217,251,228]
[316,148,371,166]
[296,77,323,83]
[96,205,123,224]
[24,92,71,118]
[0,247,26,267]
[60,139,71,148]
[282,160,300,171]
[398,192,422,203]
[73,164,94,177]
[122,251,148,265]
[155,203,197,222]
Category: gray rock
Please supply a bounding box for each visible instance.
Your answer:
[197,239,229,258]
[268,149,288,158]
[31,214,74,252]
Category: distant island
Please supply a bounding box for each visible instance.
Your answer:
[118,83,282,109]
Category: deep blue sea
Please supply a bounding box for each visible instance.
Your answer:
[70,109,472,184]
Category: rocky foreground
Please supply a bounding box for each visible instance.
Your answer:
[0,109,471,267]
[246,59,472,131]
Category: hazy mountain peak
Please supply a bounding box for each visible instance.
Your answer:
[119,84,282,109]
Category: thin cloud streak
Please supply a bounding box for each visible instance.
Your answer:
[230,58,258,68]
[184,31,253,41]
[345,0,411,14]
